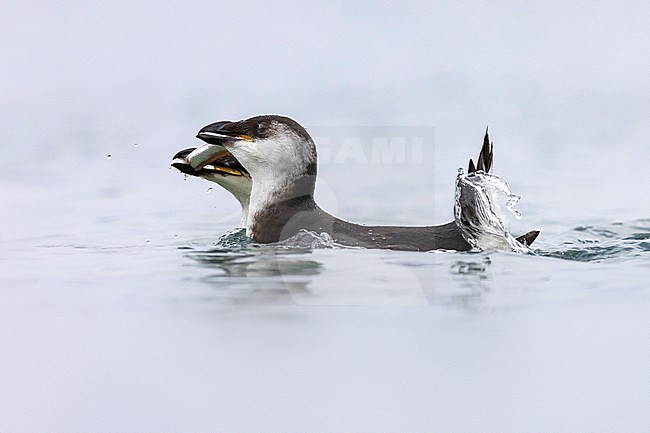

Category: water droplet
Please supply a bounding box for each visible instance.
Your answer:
[107,154,112,160]
[174,234,179,239]
[184,174,189,181]
[206,187,213,193]
[134,143,138,147]
[146,240,151,245]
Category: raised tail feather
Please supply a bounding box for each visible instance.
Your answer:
[466,127,540,247]
[468,127,493,174]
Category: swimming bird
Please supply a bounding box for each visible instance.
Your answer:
[172,115,538,250]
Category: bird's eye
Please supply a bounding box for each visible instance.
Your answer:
[257,121,268,136]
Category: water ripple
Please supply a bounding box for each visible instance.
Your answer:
[538,219,650,263]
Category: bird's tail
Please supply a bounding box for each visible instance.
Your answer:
[468,127,494,174]
[466,127,540,247]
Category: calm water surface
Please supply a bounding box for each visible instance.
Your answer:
[2,139,649,432]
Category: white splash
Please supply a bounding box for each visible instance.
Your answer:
[454,169,529,253]
[276,230,338,249]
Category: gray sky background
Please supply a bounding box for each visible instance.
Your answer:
[2,0,649,223]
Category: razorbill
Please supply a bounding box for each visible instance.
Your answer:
[173,115,538,251]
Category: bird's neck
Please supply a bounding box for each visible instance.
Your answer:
[246,173,316,239]
[239,202,249,228]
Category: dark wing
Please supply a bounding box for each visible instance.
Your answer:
[468,127,493,174]
[515,230,540,246]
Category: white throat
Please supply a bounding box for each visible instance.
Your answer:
[239,202,249,228]
[246,171,294,237]
[226,134,317,238]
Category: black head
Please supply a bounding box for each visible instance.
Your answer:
[196,115,314,146]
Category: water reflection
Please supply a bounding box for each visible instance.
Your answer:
[439,255,492,310]
[185,244,323,304]
[179,219,650,311]
[182,231,502,309]
[451,256,491,277]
